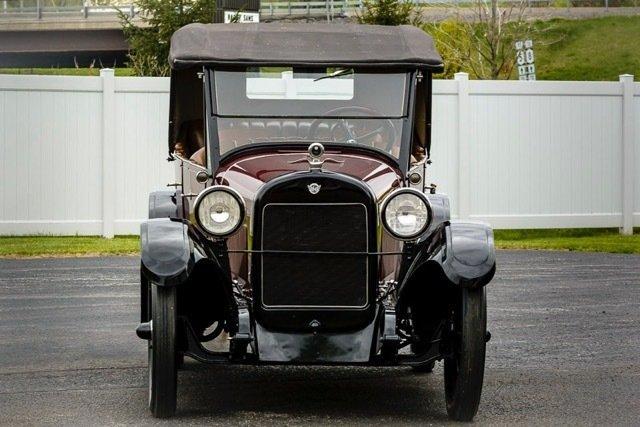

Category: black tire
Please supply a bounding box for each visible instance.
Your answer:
[444,287,487,422]
[148,285,177,418]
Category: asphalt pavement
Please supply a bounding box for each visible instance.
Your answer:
[0,251,639,426]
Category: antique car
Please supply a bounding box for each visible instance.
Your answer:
[136,23,496,421]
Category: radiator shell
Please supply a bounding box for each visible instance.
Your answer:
[252,170,378,332]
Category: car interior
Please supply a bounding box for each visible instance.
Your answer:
[169,68,429,167]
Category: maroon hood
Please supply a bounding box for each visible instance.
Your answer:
[215,148,403,204]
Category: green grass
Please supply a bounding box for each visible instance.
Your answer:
[0,68,135,77]
[0,236,139,258]
[494,228,640,254]
[533,16,640,81]
[1,229,638,257]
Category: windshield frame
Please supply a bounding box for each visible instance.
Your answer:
[204,67,417,174]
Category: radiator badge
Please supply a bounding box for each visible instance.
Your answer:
[307,183,321,195]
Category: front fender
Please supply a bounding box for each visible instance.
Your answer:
[140,218,193,287]
[439,221,496,287]
[402,221,496,289]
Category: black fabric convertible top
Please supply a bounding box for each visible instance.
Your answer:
[169,23,444,72]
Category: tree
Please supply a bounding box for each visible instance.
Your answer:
[425,0,534,79]
[120,0,217,76]
[465,0,532,79]
[423,19,470,79]
[357,0,535,79]
[356,0,422,26]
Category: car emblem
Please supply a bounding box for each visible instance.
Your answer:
[307,183,321,194]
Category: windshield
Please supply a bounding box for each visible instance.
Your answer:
[213,68,409,158]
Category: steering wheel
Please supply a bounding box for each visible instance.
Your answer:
[307,106,398,153]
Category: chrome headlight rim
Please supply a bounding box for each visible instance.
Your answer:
[380,187,432,241]
[193,185,246,238]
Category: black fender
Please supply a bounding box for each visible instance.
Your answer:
[139,219,241,339]
[401,221,496,290]
[140,218,193,287]
[437,221,496,287]
[148,190,178,219]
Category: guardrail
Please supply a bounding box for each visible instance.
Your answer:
[0,0,362,21]
[260,0,362,18]
[0,0,136,20]
[2,0,638,21]
[259,0,637,18]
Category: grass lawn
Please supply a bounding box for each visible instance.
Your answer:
[0,229,638,257]
[532,16,640,81]
[0,236,139,258]
[494,228,640,254]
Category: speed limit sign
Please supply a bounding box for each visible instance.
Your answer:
[515,40,536,80]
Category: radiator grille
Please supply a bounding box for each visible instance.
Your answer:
[261,203,368,309]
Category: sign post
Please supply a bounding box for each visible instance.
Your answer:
[515,40,536,81]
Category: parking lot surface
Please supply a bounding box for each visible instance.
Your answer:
[0,251,639,425]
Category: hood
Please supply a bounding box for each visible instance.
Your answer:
[215,148,403,206]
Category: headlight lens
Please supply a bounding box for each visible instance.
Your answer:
[382,189,431,240]
[194,186,245,237]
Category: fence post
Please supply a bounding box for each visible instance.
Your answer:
[620,74,635,235]
[101,69,116,238]
[455,72,470,221]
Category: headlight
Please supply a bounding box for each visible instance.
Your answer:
[381,188,431,240]
[194,186,245,237]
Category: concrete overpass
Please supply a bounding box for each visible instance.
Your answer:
[0,0,258,68]
[0,3,135,68]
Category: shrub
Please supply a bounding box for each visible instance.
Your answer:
[422,20,472,79]
[422,1,535,80]
[121,0,218,76]
[356,0,422,26]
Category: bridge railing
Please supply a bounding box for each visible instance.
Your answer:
[2,0,637,21]
[0,0,136,20]
[258,0,634,18]
[260,0,363,18]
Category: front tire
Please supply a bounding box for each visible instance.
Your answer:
[148,285,177,418]
[444,287,487,421]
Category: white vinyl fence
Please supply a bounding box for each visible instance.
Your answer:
[0,70,637,237]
